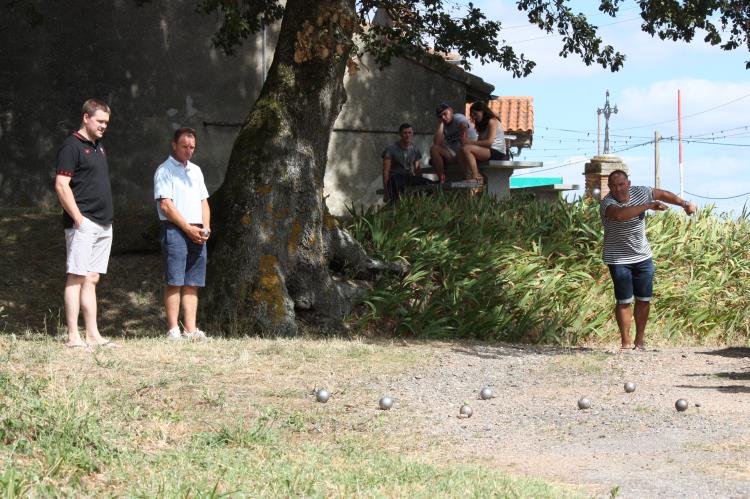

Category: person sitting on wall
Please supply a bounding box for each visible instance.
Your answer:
[429,102,477,183]
[462,101,508,186]
[382,123,434,202]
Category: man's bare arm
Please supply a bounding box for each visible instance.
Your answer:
[605,201,666,221]
[653,189,697,214]
[54,174,83,227]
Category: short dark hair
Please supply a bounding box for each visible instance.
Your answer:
[398,123,413,133]
[173,127,196,143]
[435,102,451,116]
[608,169,629,182]
[81,98,110,117]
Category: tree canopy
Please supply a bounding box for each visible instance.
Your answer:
[195,0,749,72]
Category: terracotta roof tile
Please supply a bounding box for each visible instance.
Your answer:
[467,96,535,150]
[467,97,534,134]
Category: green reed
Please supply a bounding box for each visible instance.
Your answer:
[347,193,750,345]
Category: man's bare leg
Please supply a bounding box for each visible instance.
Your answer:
[81,272,111,345]
[614,303,633,349]
[633,300,651,348]
[64,274,86,346]
[181,286,199,333]
[429,144,446,181]
[164,285,182,331]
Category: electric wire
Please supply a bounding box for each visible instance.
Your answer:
[685,191,750,200]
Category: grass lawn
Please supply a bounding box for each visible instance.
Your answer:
[0,335,577,498]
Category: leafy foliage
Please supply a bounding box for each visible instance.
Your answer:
[347,193,750,345]
[188,0,749,74]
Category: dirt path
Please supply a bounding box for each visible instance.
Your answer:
[361,342,750,498]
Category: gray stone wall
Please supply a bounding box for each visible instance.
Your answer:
[1,3,488,216]
[0,1,274,209]
[326,56,469,214]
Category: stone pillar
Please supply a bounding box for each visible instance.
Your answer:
[584,155,628,199]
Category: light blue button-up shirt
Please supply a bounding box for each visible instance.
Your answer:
[153,156,209,223]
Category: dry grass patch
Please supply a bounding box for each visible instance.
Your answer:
[1,334,575,497]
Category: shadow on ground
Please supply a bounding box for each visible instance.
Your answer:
[0,209,163,337]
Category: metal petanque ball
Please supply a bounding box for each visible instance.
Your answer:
[577,397,592,410]
[459,404,473,418]
[200,228,210,238]
[675,398,689,412]
[624,382,636,393]
[379,396,394,410]
[479,387,494,400]
[315,389,331,403]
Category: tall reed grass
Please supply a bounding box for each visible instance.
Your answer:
[347,193,750,345]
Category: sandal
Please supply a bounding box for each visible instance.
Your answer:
[470,177,484,195]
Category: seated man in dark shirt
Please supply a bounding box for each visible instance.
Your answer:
[382,123,434,202]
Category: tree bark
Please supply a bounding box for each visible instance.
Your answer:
[204,0,366,336]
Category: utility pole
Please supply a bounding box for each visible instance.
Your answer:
[678,89,684,197]
[654,131,661,188]
[597,112,601,155]
[597,90,618,155]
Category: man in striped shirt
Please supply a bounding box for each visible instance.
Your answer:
[601,170,697,350]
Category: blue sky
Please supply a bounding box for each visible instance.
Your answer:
[467,1,750,215]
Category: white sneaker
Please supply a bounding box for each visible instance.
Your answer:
[166,327,184,341]
[184,329,207,341]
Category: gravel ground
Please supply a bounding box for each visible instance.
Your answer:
[359,343,750,498]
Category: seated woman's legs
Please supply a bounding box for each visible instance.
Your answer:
[460,144,491,180]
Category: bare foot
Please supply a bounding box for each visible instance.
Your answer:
[86,332,115,347]
[65,342,91,352]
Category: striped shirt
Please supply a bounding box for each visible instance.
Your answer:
[600,185,654,264]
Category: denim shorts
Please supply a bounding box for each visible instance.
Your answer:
[607,258,654,304]
[160,223,207,287]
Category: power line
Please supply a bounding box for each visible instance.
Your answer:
[612,93,750,131]
[685,190,750,200]
[513,158,589,176]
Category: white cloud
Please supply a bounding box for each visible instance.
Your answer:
[618,79,750,133]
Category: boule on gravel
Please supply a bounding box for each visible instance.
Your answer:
[379,396,394,410]
[624,381,636,393]
[459,404,473,418]
[675,398,689,412]
[315,389,331,403]
[479,387,494,400]
[578,397,592,410]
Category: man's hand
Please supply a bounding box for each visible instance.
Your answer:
[683,202,697,215]
[185,225,205,244]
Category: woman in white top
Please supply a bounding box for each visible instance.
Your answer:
[460,101,507,185]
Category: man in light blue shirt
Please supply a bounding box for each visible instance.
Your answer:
[154,127,210,341]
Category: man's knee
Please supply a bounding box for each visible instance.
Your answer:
[85,272,100,285]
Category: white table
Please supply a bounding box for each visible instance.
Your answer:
[482,161,543,199]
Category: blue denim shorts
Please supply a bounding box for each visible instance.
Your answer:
[160,223,207,287]
[607,258,654,304]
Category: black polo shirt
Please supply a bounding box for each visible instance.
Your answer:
[55,131,113,229]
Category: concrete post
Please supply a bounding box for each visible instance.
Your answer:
[584,155,628,200]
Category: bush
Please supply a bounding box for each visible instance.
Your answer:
[347,193,750,345]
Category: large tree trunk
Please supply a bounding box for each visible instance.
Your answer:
[204,0,367,336]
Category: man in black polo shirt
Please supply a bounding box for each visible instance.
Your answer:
[54,98,116,349]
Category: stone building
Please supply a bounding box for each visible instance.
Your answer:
[0,2,494,215]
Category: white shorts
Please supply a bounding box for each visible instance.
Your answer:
[65,217,113,276]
